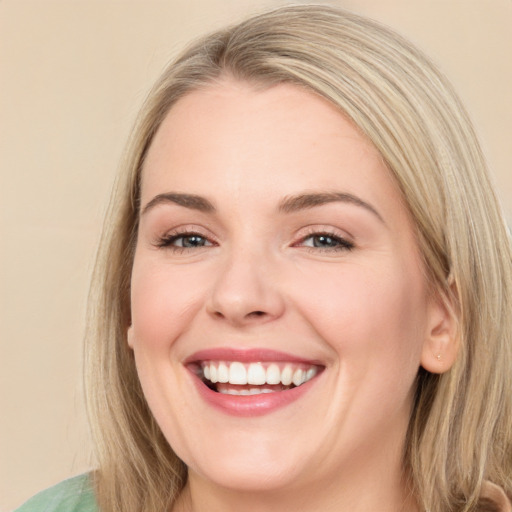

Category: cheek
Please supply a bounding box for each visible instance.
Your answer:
[129,257,208,351]
[128,256,206,443]
[293,260,428,371]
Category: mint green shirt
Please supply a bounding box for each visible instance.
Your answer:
[14,474,98,512]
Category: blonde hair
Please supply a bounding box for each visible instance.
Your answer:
[85,5,512,511]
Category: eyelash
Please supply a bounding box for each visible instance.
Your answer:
[156,229,354,253]
[295,230,355,252]
[156,230,214,251]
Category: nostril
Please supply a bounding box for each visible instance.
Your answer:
[248,311,266,318]
[211,310,266,320]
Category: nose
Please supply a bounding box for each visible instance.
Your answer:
[206,248,285,327]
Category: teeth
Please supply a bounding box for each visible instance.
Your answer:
[217,362,229,383]
[281,365,293,386]
[247,362,266,385]
[306,368,316,381]
[201,361,319,388]
[292,368,304,386]
[223,389,239,396]
[266,364,281,385]
[218,386,277,396]
[229,362,247,385]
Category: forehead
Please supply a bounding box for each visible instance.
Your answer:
[141,79,403,217]
[145,79,379,161]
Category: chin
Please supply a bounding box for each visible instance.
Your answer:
[192,457,304,493]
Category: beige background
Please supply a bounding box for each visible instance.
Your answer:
[1,1,510,510]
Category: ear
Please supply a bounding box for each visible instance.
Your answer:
[127,324,135,349]
[420,288,460,374]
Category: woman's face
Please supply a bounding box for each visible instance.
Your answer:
[128,79,443,495]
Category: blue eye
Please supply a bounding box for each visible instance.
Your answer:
[158,233,212,249]
[300,233,354,251]
[176,235,209,248]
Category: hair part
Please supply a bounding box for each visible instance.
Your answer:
[85,5,512,511]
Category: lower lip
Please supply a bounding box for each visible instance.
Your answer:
[189,371,321,417]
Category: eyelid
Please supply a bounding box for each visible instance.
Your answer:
[294,225,354,242]
[154,225,219,249]
[292,225,355,252]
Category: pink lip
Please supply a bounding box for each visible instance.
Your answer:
[184,348,324,417]
[189,371,321,416]
[184,347,321,364]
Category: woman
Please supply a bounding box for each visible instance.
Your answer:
[17,4,511,512]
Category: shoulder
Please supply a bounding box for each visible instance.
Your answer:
[14,473,98,512]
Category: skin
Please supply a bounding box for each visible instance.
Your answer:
[127,78,455,511]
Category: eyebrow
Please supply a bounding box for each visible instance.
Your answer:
[141,190,384,223]
[141,193,216,215]
[278,192,384,223]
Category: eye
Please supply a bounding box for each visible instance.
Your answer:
[298,232,354,252]
[157,232,214,250]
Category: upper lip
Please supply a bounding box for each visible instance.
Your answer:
[184,348,323,365]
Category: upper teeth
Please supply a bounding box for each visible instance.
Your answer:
[201,361,319,387]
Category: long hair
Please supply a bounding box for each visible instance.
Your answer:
[84,5,512,511]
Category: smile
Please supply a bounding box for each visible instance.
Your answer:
[200,361,321,395]
[185,349,325,415]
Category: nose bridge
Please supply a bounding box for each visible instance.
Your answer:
[207,236,285,325]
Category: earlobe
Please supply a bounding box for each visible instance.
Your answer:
[420,290,460,374]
